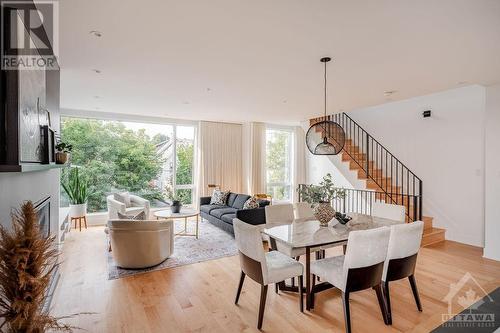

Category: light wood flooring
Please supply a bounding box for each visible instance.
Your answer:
[51,226,500,333]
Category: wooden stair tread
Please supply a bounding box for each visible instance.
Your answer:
[421,227,445,247]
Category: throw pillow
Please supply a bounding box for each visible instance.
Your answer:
[114,192,131,207]
[243,196,259,209]
[117,210,146,220]
[210,189,230,205]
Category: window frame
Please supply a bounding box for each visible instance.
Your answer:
[265,126,295,203]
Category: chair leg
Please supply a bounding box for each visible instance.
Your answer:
[275,283,279,294]
[310,274,316,309]
[257,285,268,329]
[235,271,245,304]
[342,291,351,333]
[384,281,392,325]
[343,244,347,254]
[374,284,389,325]
[298,275,304,312]
[408,275,423,312]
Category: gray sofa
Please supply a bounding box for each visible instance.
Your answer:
[200,192,270,235]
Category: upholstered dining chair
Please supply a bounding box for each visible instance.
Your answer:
[264,204,294,226]
[383,220,424,324]
[233,219,304,329]
[293,202,315,222]
[372,202,406,222]
[310,227,391,333]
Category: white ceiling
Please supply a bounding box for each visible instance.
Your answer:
[59,0,500,124]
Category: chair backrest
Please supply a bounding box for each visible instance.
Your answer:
[265,204,294,225]
[233,219,268,283]
[342,227,391,290]
[383,221,424,280]
[108,219,174,268]
[294,202,315,221]
[372,202,406,222]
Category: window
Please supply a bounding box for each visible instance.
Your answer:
[265,128,293,202]
[60,117,196,212]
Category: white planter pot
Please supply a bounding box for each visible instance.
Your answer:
[69,203,87,218]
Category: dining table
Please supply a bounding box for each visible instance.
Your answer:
[262,213,404,310]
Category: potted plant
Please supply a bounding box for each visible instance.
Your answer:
[296,173,346,227]
[170,196,182,214]
[55,141,73,164]
[62,167,89,218]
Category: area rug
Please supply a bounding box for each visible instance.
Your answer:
[107,220,237,280]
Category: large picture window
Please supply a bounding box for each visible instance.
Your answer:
[60,117,196,212]
[265,127,293,202]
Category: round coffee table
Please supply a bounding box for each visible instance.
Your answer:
[154,208,200,239]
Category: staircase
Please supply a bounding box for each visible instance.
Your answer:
[309,113,445,247]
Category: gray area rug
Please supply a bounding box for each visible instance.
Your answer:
[107,220,237,280]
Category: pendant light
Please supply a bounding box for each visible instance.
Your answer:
[305,57,345,155]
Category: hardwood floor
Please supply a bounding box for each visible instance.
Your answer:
[51,226,500,333]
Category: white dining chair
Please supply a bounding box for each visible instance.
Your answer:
[293,202,316,222]
[372,202,406,222]
[382,220,424,324]
[310,227,391,333]
[233,219,304,329]
[264,204,295,226]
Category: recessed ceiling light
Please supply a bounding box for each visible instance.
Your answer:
[95,106,101,110]
[92,69,101,74]
[89,30,103,37]
[282,99,287,104]
[94,95,100,99]
[206,88,212,92]
[384,90,397,97]
[183,101,190,105]
[457,81,468,85]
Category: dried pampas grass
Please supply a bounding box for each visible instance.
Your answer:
[0,201,73,332]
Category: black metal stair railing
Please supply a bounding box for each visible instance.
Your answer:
[311,113,423,221]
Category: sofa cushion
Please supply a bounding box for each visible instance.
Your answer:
[226,192,238,207]
[210,207,237,219]
[221,213,236,224]
[117,210,146,220]
[232,194,251,209]
[114,191,131,207]
[243,196,259,209]
[210,189,230,205]
[200,204,226,214]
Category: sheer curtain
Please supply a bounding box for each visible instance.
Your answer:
[197,121,243,198]
[242,122,266,195]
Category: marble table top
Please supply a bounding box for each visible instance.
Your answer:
[262,213,403,248]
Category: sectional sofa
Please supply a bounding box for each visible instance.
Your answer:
[200,192,270,234]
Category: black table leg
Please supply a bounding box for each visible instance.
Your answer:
[306,246,311,310]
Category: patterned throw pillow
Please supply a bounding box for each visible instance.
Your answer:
[114,192,131,207]
[243,196,259,209]
[210,189,230,205]
[117,210,146,220]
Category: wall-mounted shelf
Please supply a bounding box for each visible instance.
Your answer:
[0,163,68,173]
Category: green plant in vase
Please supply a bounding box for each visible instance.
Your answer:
[62,167,89,219]
[55,141,73,164]
[297,173,345,226]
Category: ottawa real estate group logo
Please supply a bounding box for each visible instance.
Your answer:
[1,0,58,70]
[441,272,497,330]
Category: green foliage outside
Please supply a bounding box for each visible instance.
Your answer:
[175,142,194,204]
[266,130,290,200]
[61,118,165,212]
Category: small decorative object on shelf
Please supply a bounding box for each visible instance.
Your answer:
[62,167,90,231]
[55,141,73,164]
[297,173,346,227]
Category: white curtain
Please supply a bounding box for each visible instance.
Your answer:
[293,126,307,202]
[197,121,243,198]
[242,122,266,195]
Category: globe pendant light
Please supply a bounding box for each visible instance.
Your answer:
[305,57,345,155]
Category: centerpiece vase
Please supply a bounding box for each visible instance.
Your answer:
[170,200,182,213]
[314,202,335,227]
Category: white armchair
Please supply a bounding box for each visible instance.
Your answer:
[108,219,174,269]
[107,194,150,219]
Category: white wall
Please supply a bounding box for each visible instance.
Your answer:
[346,85,486,247]
[484,84,500,260]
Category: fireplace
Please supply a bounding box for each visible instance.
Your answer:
[35,197,51,238]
